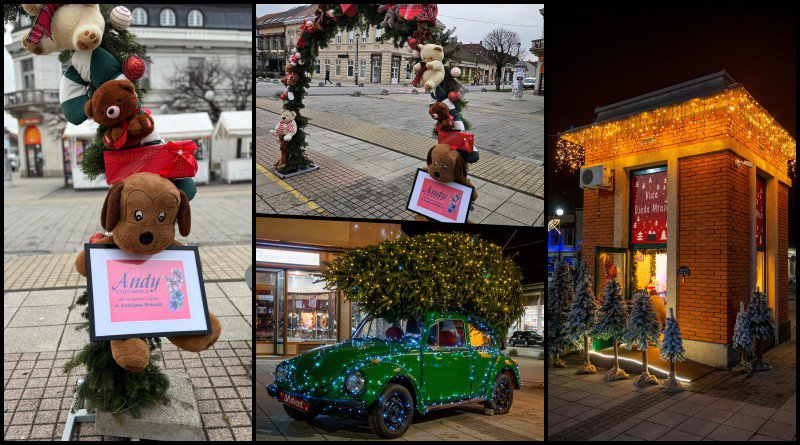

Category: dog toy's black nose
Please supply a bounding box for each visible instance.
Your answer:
[434,171,440,178]
[139,232,154,245]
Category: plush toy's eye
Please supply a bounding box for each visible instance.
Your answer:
[433,161,438,166]
[106,105,121,119]
[134,210,143,221]
[443,164,448,171]
[158,211,166,222]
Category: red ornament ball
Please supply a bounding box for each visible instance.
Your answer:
[89,232,105,243]
[448,91,461,102]
[280,93,287,100]
[408,38,417,47]
[123,55,145,81]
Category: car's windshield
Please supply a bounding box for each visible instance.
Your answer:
[352,316,425,343]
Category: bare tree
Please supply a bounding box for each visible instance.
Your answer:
[482,29,524,91]
[165,57,252,122]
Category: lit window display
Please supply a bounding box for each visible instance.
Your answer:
[756,177,766,292]
[285,271,337,342]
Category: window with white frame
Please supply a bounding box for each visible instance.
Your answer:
[315,59,321,74]
[159,8,176,26]
[347,60,354,76]
[375,28,382,39]
[131,7,148,26]
[361,29,367,43]
[335,59,341,75]
[360,60,367,78]
[349,30,354,44]
[187,9,203,27]
[336,31,341,44]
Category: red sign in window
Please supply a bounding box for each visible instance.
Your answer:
[632,170,668,244]
[756,179,765,249]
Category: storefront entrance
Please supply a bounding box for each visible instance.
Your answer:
[24,125,43,177]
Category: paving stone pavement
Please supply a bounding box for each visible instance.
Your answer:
[258,88,544,164]
[256,108,543,226]
[254,358,544,441]
[257,97,543,198]
[547,339,797,441]
[3,282,254,441]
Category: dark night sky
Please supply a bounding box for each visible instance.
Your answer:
[546,4,796,246]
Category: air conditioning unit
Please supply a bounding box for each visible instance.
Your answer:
[579,165,612,189]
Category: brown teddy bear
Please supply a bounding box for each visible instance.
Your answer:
[280,63,300,87]
[429,102,455,132]
[75,173,221,372]
[84,79,154,149]
[422,143,478,204]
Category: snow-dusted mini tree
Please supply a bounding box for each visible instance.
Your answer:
[591,277,629,381]
[660,307,685,392]
[547,260,575,368]
[622,290,662,387]
[731,301,754,373]
[747,290,775,372]
[565,265,598,374]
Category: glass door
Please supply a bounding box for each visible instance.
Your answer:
[256,268,284,355]
[391,57,399,84]
[594,247,629,351]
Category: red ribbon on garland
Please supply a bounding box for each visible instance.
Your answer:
[103,140,198,184]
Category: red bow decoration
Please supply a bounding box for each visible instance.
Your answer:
[157,141,198,178]
[89,233,105,244]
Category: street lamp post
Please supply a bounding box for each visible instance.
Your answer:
[355,31,360,86]
[555,208,564,261]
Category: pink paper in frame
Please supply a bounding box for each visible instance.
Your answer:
[406,169,473,223]
[106,259,191,323]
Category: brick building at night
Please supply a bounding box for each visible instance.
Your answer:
[558,71,795,369]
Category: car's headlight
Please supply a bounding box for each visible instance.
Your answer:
[345,371,365,395]
[275,362,287,381]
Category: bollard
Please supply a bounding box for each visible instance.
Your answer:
[411,89,418,95]
[318,82,324,87]
[335,82,342,87]
[381,89,389,95]
[481,87,487,92]
[352,90,361,97]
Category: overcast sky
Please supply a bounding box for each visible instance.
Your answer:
[256,4,544,56]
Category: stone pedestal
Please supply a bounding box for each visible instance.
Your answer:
[95,370,203,441]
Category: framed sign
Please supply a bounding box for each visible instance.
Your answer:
[85,244,212,341]
[406,168,473,223]
[631,167,668,245]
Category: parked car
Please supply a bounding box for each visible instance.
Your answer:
[267,311,521,439]
[523,77,537,89]
[509,330,542,347]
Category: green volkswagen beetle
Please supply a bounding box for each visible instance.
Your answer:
[267,310,521,439]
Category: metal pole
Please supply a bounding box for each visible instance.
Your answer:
[355,33,359,86]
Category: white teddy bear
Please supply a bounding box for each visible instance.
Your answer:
[270,110,297,141]
[21,4,105,55]
[412,44,446,91]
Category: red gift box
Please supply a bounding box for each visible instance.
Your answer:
[399,4,438,22]
[104,140,198,185]
[437,130,474,153]
[340,4,358,16]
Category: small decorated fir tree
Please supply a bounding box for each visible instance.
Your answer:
[747,290,775,372]
[547,260,574,368]
[660,307,685,392]
[591,277,629,381]
[565,265,598,374]
[622,290,662,386]
[731,301,754,373]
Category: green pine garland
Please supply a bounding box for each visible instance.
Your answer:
[279,4,471,174]
[64,291,169,418]
[321,232,524,334]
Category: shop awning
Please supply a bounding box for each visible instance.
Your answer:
[214,110,252,139]
[63,112,214,140]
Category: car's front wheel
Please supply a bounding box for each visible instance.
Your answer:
[368,383,414,439]
[283,404,318,422]
[485,373,514,415]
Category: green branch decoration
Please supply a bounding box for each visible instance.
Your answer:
[321,232,523,334]
[275,4,470,174]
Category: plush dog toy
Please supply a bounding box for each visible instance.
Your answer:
[429,102,454,132]
[280,63,300,87]
[84,79,154,149]
[21,4,104,55]
[75,173,221,372]
[270,110,297,168]
[422,143,478,204]
[412,44,445,91]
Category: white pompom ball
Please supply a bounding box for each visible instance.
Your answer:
[295,52,301,58]
[110,6,132,31]
[306,20,313,27]
[450,67,462,78]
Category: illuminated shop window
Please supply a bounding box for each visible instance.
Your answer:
[285,271,337,342]
[756,177,767,292]
[630,166,668,312]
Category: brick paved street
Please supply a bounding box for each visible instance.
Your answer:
[3,175,254,440]
[256,102,543,226]
[548,339,796,441]
[255,356,544,441]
